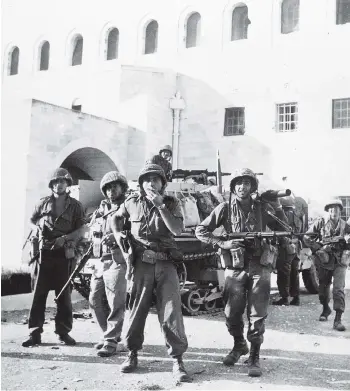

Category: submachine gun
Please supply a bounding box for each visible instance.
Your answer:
[172,169,231,185]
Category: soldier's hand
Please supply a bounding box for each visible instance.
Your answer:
[323,244,332,253]
[218,240,242,250]
[52,236,66,249]
[145,188,164,207]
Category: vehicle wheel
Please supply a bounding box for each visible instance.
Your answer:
[182,290,201,315]
[202,298,217,311]
[302,264,319,294]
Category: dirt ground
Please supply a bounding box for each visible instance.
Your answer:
[2,274,350,391]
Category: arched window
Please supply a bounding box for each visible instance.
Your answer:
[281,0,300,34]
[231,5,250,41]
[71,35,83,66]
[144,20,158,54]
[186,12,201,48]
[8,46,19,75]
[106,28,119,60]
[39,41,50,71]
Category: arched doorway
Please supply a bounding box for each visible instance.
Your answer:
[61,147,118,212]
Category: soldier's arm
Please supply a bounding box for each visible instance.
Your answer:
[64,202,87,243]
[159,198,184,236]
[303,219,322,252]
[195,203,226,246]
[110,202,129,236]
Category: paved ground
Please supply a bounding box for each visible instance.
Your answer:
[2,274,350,391]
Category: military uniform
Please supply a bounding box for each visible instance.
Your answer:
[195,168,288,377]
[29,193,85,338]
[304,203,350,330]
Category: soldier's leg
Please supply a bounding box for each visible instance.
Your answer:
[155,260,191,383]
[332,265,346,331]
[102,256,127,348]
[289,256,300,305]
[155,260,188,358]
[273,249,291,305]
[222,268,250,366]
[54,253,73,337]
[246,262,271,345]
[124,255,155,353]
[27,256,51,342]
[89,272,108,336]
[318,267,333,321]
[121,255,155,373]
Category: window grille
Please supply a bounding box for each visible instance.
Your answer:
[276,103,298,132]
[333,98,350,129]
[338,197,350,220]
[224,108,245,136]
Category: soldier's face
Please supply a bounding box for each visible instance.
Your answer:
[105,182,123,201]
[161,151,171,160]
[328,205,341,220]
[234,177,252,199]
[142,174,163,193]
[51,178,68,195]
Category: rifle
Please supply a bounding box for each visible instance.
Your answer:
[225,231,319,245]
[54,243,93,303]
[319,236,348,251]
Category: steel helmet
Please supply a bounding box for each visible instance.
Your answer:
[138,163,167,188]
[229,168,258,193]
[48,168,73,188]
[100,171,128,197]
[324,198,343,212]
[159,145,172,156]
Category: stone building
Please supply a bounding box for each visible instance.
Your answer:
[2,0,350,265]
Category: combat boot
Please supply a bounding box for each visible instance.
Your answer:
[223,336,249,366]
[173,355,192,383]
[22,334,41,347]
[120,351,138,373]
[247,344,262,377]
[272,297,289,306]
[290,296,300,306]
[319,304,332,321]
[58,333,76,345]
[333,311,346,331]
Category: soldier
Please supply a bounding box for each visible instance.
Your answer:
[303,199,350,331]
[147,145,173,182]
[195,168,288,377]
[22,168,86,347]
[110,163,191,383]
[88,171,128,357]
[273,196,303,306]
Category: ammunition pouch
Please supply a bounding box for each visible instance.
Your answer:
[260,244,278,267]
[340,250,350,267]
[218,247,245,269]
[141,249,168,265]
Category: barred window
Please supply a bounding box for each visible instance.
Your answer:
[336,0,350,25]
[186,12,201,48]
[276,103,298,132]
[224,108,245,136]
[281,0,300,34]
[39,41,50,71]
[231,5,250,41]
[144,20,158,54]
[106,28,119,60]
[333,98,350,129]
[338,197,350,220]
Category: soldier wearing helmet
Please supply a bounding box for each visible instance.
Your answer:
[272,195,303,307]
[22,168,86,348]
[88,171,129,357]
[196,168,289,378]
[110,163,191,383]
[147,144,173,182]
[304,198,350,331]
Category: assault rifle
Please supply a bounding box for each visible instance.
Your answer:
[319,236,349,251]
[54,243,93,303]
